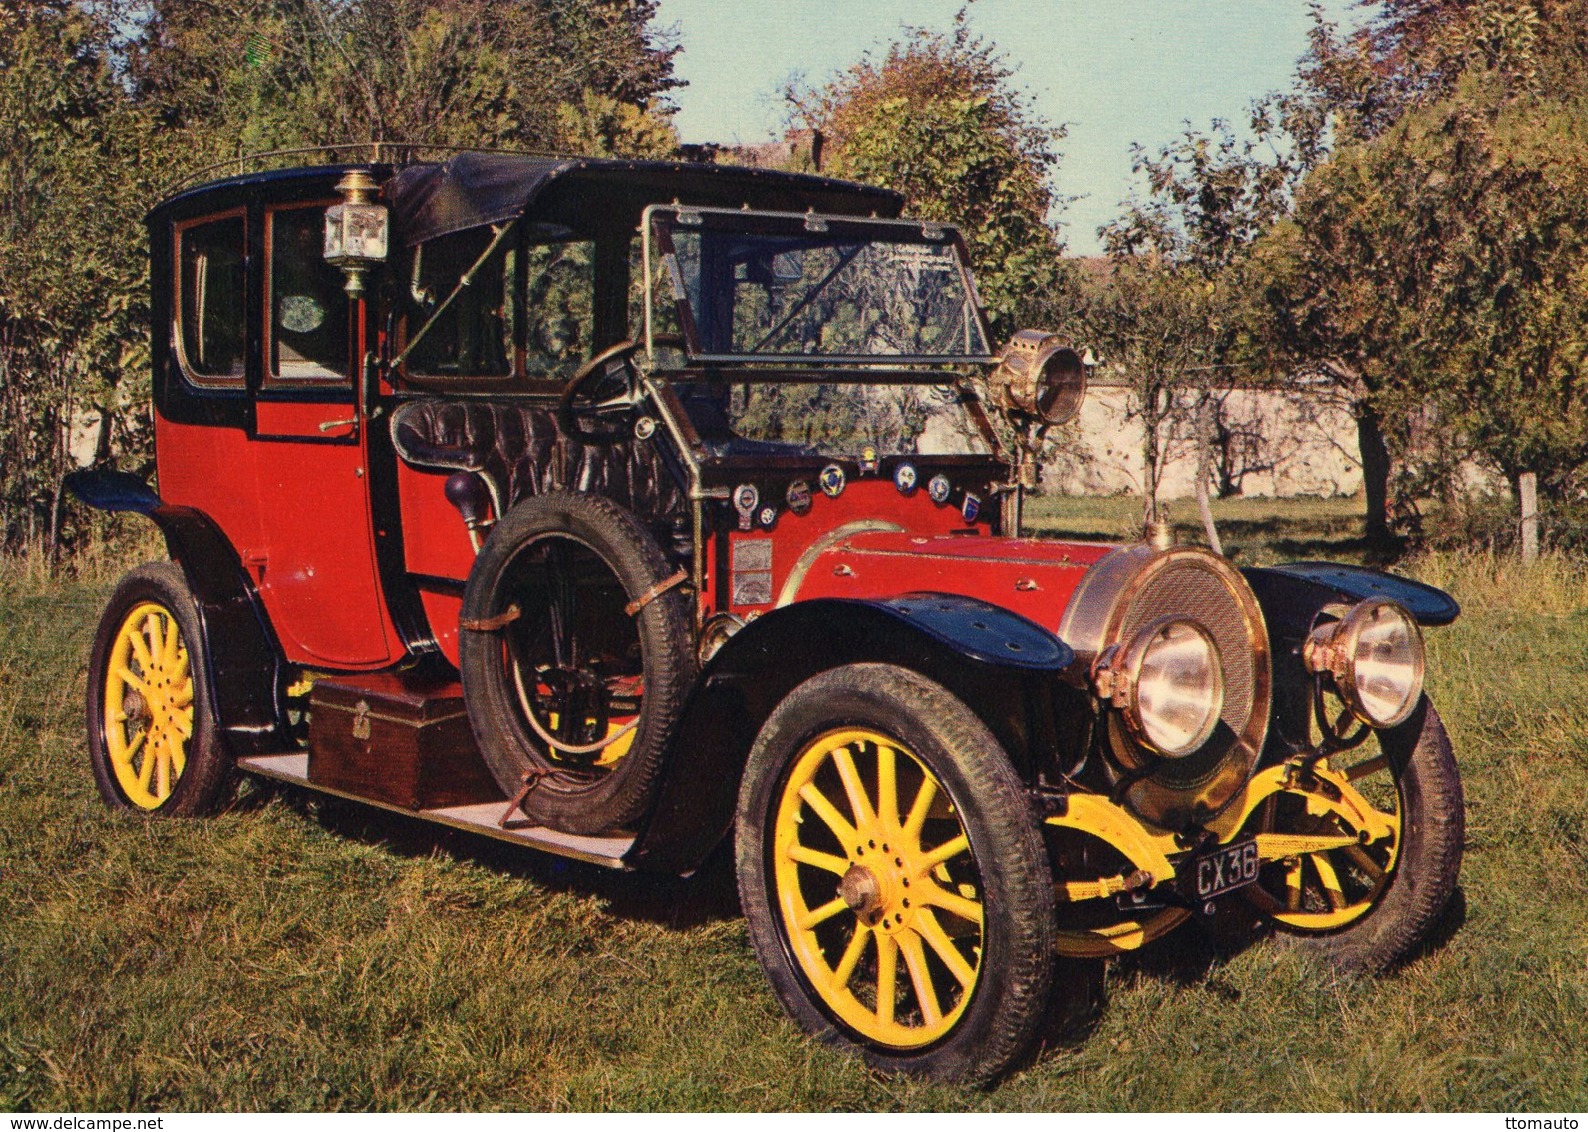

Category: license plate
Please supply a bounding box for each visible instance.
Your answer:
[1181,837,1261,902]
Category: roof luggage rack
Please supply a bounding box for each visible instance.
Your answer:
[163,140,571,196]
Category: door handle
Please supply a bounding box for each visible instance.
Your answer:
[318,416,360,433]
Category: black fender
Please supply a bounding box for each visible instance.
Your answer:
[1241,561,1458,762]
[1253,562,1459,629]
[627,593,1074,874]
[66,470,290,755]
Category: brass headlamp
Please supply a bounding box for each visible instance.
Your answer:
[1096,615,1226,759]
[1304,599,1425,728]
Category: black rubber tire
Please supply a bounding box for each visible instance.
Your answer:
[1256,697,1464,973]
[459,490,694,835]
[735,664,1056,1084]
[86,562,232,816]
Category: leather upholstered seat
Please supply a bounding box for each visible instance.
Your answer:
[390,399,686,527]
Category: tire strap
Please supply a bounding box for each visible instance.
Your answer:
[498,771,544,830]
[625,569,689,617]
[460,603,521,632]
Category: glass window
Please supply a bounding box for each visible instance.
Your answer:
[177,213,246,384]
[523,240,594,379]
[681,381,991,459]
[402,230,596,384]
[651,211,991,361]
[629,237,684,345]
[404,228,514,378]
[268,205,350,382]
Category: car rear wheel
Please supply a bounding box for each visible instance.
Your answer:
[1242,697,1463,972]
[86,562,230,815]
[735,664,1055,1083]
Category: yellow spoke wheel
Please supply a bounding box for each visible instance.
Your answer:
[87,563,229,817]
[773,727,984,1049]
[1241,699,1463,972]
[1243,750,1402,932]
[736,664,1055,1084]
[103,600,195,809]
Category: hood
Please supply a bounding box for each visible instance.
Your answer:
[779,531,1117,632]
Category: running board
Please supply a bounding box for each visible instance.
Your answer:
[235,752,634,869]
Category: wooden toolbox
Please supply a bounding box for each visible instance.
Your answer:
[307,672,505,810]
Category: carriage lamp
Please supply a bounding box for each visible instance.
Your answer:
[323,168,388,300]
[1097,617,1225,758]
[987,330,1088,426]
[1304,599,1425,728]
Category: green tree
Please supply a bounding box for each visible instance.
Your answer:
[1065,117,1296,539]
[1113,0,1588,542]
[0,1,160,553]
[1245,0,1588,539]
[1057,255,1223,530]
[787,11,1064,340]
[124,0,681,166]
[1272,80,1588,509]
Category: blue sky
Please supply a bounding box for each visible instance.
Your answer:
[655,0,1369,254]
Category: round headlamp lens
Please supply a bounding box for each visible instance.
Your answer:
[1129,619,1225,757]
[1342,600,1424,727]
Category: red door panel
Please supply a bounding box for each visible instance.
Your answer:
[254,399,357,439]
[249,411,401,670]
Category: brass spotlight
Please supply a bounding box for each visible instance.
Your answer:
[987,330,1087,426]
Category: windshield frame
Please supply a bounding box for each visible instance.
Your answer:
[641,204,1000,369]
[640,372,1006,470]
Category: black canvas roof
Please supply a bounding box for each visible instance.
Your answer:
[384,152,905,245]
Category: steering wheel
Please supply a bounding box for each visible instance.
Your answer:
[558,334,686,444]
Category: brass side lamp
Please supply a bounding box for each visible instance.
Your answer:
[323,168,388,300]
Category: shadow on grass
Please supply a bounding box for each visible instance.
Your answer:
[1108,905,1264,989]
[1028,958,1107,1061]
[1262,534,1407,568]
[236,777,743,931]
[1401,885,1468,969]
[1017,903,1269,1072]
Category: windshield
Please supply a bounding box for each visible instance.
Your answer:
[675,381,993,459]
[647,208,993,363]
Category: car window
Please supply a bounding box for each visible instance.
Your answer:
[404,227,514,379]
[628,237,683,346]
[523,240,594,379]
[647,210,990,362]
[267,204,351,383]
[176,213,246,386]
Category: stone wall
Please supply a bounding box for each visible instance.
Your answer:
[1044,386,1363,499]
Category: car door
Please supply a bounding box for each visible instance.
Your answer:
[247,200,401,669]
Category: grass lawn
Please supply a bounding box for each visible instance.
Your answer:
[1,502,1585,1111]
[1025,492,1384,567]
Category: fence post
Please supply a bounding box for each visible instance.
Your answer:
[1519,471,1539,563]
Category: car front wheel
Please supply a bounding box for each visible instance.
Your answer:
[735,663,1055,1083]
[1242,696,1463,972]
[86,562,230,815]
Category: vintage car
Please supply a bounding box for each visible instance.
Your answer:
[69,150,1465,1083]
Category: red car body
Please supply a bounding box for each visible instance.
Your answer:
[71,152,1466,1082]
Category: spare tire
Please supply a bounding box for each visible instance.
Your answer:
[459,491,694,835]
